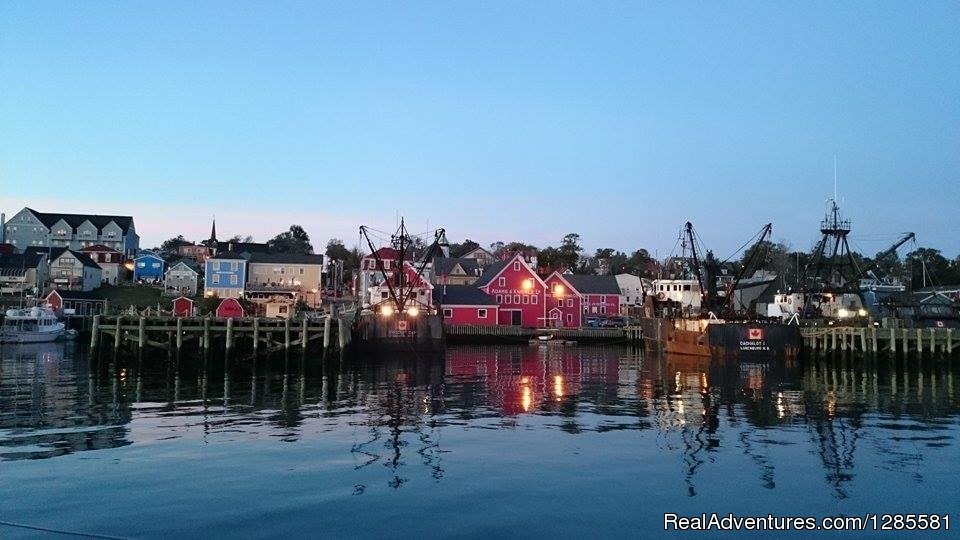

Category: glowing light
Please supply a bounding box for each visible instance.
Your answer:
[522,385,532,412]
[837,308,850,318]
[553,375,564,400]
[407,306,419,317]
[522,279,533,291]
[381,305,394,317]
[553,284,564,296]
[857,308,868,317]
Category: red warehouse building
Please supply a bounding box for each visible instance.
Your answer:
[434,284,499,325]
[563,274,621,318]
[543,272,584,327]
[475,253,548,327]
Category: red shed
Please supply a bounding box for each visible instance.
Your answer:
[172,296,194,317]
[475,253,548,327]
[215,297,245,319]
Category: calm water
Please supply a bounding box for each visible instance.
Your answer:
[0,342,957,538]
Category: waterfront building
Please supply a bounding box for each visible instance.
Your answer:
[48,248,102,291]
[45,289,109,315]
[204,252,247,299]
[475,252,548,327]
[563,274,621,318]
[80,244,124,285]
[172,296,195,317]
[542,272,584,327]
[0,253,48,296]
[358,247,411,305]
[369,261,434,310]
[132,251,165,283]
[245,252,325,310]
[164,259,200,297]
[434,284,499,325]
[614,273,651,313]
[4,207,139,256]
[215,297,245,319]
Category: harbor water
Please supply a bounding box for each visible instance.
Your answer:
[0,342,957,538]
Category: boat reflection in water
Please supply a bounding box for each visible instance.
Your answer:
[0,342,957,536]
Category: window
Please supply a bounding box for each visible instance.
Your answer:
[152,262,160,268]
[299,268,304,275]
[498,277,506,287]
[105,254,111,262]
[567,299,573,307]
[513,295,520,304]
[443,308,453,318]
[478,309,487,318]
[513,262,520,271]
[522,295,529,304]
[566,314,573,323]
[683,284,691,291]
[213,274,221,284]
[531,295,537,305]
[557,299,563,307]
[600,306,606,314]
[381,291,388,299]
[214,261,220,271]
[230,275,238,285]
[505,295,512,304]
[496,295,503,303]
[231,262,237,271]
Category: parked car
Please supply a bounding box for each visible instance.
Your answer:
[604,316,628,327]
[585,316,601,327]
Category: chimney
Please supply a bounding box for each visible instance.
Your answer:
[0,212,5,244]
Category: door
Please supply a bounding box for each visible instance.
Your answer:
[511,311,522,326]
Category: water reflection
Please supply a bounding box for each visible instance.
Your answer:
[0,342,957,502]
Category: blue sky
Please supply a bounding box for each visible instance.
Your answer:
[2,2,957,259]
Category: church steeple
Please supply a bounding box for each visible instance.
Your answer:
[209,217,218,246]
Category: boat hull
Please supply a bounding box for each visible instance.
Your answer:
[0,326,65,344]
[352,312,445,352]
[641,317,800,359]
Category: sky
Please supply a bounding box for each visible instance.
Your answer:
[1,2,958,260]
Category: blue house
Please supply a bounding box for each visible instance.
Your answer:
[133,251,165,283]
[204,252,247,299]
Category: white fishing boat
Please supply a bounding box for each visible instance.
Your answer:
[0,307,66,343]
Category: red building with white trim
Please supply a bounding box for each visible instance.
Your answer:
[563,274,621,319]
[434,284,499,325]
[474,253,547,327]
[543,272,583,327]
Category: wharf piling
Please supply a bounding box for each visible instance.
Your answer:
[801,326,955,358]
[88,315,351,355]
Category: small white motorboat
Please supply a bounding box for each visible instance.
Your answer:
[0,307,66,343]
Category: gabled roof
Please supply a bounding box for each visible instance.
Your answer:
[247,252,325,265]
[433,285,498,306]
[363,247,412,261]
[25,208,134,234]
[134,250,164,260]
[433,256,480,277]
[457,245,495,259]
[0,253,45,270]
[563,274,621,295]
[166,259,199,274]
[48,289,107,300]
[43,248,101,270]
[80,244,122,254]
[473,259,511,288]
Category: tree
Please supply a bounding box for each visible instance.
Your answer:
[226,234,254,243]
[625,249,657,278]
[559,233,582,269]
[268,225,313,254]
[906,247,959,288]
[537,246,563,272]
[450,239,479,257]
[325,238,363,285]
[325,238,351,261]
[159,235,191,255]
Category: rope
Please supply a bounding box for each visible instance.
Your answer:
[0,519,129,540]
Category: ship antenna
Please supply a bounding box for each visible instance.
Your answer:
[833,154,838,201]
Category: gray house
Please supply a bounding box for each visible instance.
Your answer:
[3,207,139,257]
[164,259,200,297]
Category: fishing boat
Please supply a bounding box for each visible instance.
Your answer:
[641,222,801,360]
[0,307,66,343]
[352,219,446,352]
